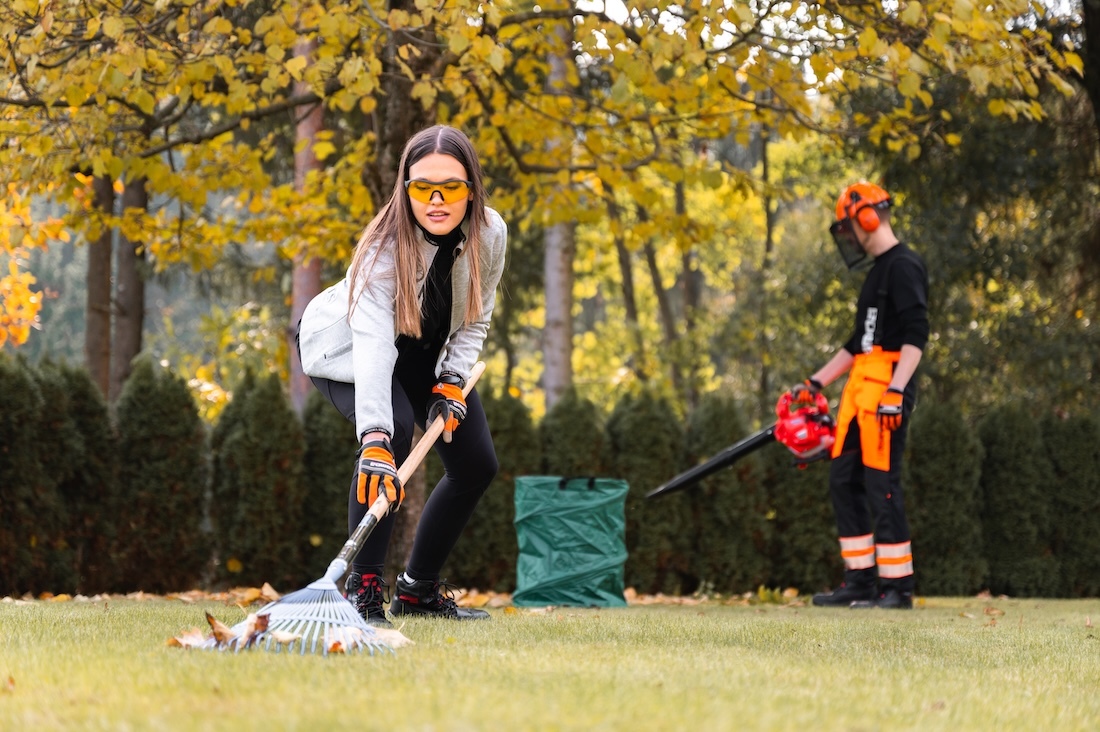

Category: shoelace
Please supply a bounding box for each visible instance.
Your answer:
[424,580,459,614]
[351,575,389,606]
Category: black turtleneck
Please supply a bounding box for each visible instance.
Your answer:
[396,224,465,361]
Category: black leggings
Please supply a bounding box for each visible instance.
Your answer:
[309,351,498,580]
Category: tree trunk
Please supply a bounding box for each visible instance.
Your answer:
[85,176,114,398]
[758,130,775,416]
[609,196,646,380]
[288,38,324,416]
[541,23,576,410]
[676,178,701,409]
[543,221,576,408]
[110,178,147,402]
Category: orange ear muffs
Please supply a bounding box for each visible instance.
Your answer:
[855,203,880,232]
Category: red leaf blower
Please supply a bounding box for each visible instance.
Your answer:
[646,391,836,499]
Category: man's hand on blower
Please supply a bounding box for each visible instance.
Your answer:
[788,378,823,405]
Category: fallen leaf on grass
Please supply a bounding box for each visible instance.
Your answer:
[205,611,237,645]
[234,587,263,607]
[1086,616,1093,629]
[960,612,975,619]
[984,606,1005,617]
[166,628,207,648]
[238,613,270,648]
[459,592,491,608]
[261,583,280,603]
[372,627,414,649]
[3,675,14,693]
[268,630,302,646]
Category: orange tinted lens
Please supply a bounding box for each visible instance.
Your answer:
[406,180,470,204]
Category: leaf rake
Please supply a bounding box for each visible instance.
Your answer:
[207,361,486,656]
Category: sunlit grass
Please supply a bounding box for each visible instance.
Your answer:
[1,595,1098,730]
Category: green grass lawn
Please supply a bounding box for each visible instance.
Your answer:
[1,594,1098,731]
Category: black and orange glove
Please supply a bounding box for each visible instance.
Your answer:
[427,372,467,443]
[877,388,905,431]
[787,378,823,406]
[356,439,404,511]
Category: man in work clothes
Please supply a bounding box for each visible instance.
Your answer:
[785,181,930,609]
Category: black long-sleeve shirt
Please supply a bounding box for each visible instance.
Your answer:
[843,242,929,355]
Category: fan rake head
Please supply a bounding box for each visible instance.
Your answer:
[204,578,394,656]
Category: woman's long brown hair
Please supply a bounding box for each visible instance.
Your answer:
[347,125,489,338]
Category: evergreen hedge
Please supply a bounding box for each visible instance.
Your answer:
[1041,413,1100,597]
[113,356,209,593]
[209,372,306,589]
[6,353,1100,599]
[27,359,80,593]
[762,445,840,593]
[604,390,691,595]
[540,387,606,475]
[208,369,256,584]
[43,360,118,593]
[682,394,771,594]
[300,391,356,581]
[906,399,987,596]
[0,354,66,596]
[978,404,1060,597]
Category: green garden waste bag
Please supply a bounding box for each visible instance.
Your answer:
[512,476,629,607]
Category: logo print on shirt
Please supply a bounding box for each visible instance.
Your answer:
[861,306,878,353]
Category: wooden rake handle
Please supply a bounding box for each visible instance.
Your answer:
[337,361,487,566]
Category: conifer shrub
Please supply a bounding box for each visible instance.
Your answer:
[209,369,256,583]
[763,446,840,594]
[906,399,987,596]
[1041,413,1100,597]
[682,394,771,594]
[209,372,306,589]
[29,360,86,593]
[44,361,119,593]
[113,356,209,593]
[300,391,356,581]
[604,390,692,595]
[440,387,540,591]
[978,404,1060,597]
[540,387,605,475]
[0,354,65,596]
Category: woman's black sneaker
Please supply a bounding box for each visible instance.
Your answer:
[390,574,490,620]
[344,572,393,627]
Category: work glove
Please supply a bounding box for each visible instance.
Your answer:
[356,438,404,511]
[877,388,905,431]
[426,372,467,443]
[787,378,823,406]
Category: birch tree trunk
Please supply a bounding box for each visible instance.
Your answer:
[541,22,576,410]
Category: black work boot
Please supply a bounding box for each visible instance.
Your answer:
[390,573,490,620]
[851,588,913,610]
[344,572,393,627]
[812,570,876,607]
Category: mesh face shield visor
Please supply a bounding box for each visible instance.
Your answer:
[830,217,869,270]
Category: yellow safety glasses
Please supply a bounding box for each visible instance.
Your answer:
[405,178,472,204]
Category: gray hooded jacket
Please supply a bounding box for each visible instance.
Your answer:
[298,207,507,439]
